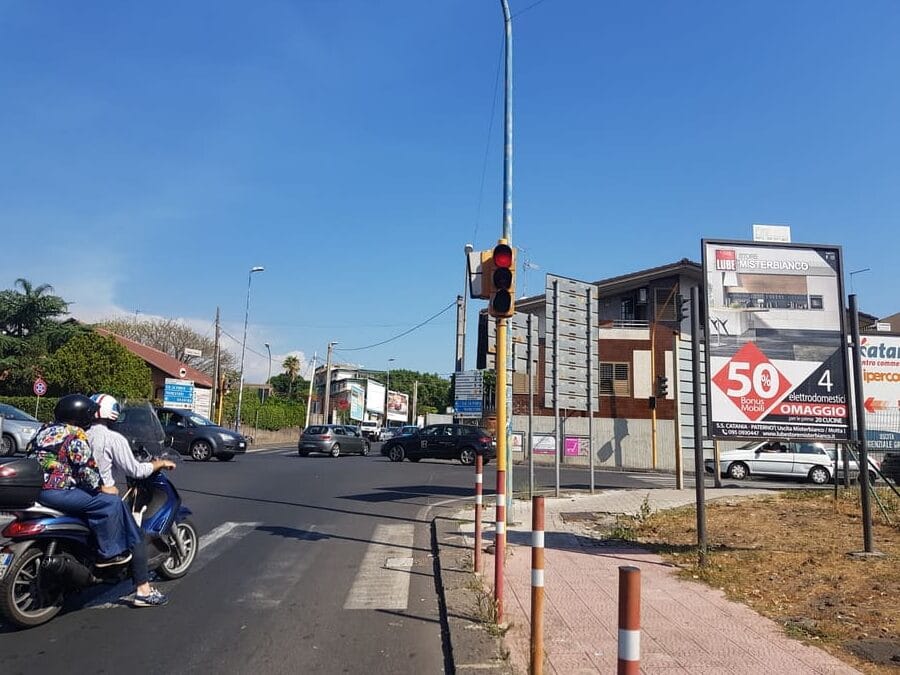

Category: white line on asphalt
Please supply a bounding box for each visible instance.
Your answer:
[86,521,262,609]
[344,523,415,610]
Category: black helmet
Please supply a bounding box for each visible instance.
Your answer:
[54,394,99,429]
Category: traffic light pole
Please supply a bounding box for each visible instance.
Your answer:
[494,315,509,623]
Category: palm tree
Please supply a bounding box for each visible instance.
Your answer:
[283,355,301,398]
[0,279,68,337]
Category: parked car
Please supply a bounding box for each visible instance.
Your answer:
[0,404,43,456]
[706,440,851,485]
[298,425,370,458]
[155,407,247,461]
[359,420,381,441]
[381,424,495,465]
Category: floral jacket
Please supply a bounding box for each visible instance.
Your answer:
[29,423,102,492]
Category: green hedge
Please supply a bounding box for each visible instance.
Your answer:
[218,393,307,431]
[0,396,57,423]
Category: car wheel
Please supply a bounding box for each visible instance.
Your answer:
[217,453,235,461]
[361,443,370,456]
[388,445,405,462]
[190,440,213,462]
[869,470,878,484]
[330,444,341,458]
[459,447,477,466]
[808,465,830,485]
[0,434,15,457]
[727,462,748,480]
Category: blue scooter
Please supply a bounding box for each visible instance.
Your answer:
[0,455,197,628]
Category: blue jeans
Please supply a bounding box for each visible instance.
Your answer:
[39,488,141,559]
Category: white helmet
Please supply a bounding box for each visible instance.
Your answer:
[90,393,121,421]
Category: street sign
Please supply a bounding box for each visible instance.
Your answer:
[33,378,47,397]
[183,347,203,358]
[163,378,194,410]
[454,370,483,417]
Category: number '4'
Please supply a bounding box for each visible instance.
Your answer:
[817,370,833,393]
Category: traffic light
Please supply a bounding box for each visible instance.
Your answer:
[488,241,516,318]
[476,249,495,300]
[675,293,687,322]
[655,375,669,398]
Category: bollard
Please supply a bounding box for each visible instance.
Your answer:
[530,496,545,675]
[474,454,483,574]
[617,566,641,675]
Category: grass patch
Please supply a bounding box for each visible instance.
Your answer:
[625,487,900,673]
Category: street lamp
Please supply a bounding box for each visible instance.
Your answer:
[264,342,272,385]
[384,358,395,428]
[849,268,871,295]
[235,265,265,433]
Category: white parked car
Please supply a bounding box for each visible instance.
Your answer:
[705,440,878,485]
[359,421,381,441]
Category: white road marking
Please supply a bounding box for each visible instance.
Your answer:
[86,521,262,609]
[344,523,415,610]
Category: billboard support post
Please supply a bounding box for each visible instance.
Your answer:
[528,313,535,500]
[690,285,708,567]
[849,294,874,553]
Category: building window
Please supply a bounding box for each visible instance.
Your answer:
[620,298,635,321]
[810,295,824,310]
[599,362,631,396]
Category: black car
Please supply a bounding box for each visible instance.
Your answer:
[155,407,247,461]
[381,424,495,465]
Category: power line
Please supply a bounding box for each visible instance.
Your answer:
[336,300,458,352]
[512,0,552,19]
[220,329,271,361]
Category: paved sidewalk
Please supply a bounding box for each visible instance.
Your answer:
[458,489,859,674]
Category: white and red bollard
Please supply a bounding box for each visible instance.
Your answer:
[494,466,506,621]
[474,454,483,574]
[530,496,545,675]
[617,565,641,674]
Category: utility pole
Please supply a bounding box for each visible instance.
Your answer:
[412,380,419,424]
[323,342,337,425]
[493,0,514,625]
[212,306,221,422]
[457,243,474,374]
[305,351,317,429]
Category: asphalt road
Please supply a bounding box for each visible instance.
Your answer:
[0,445,832,674]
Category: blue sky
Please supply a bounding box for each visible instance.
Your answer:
[2,1,898,382]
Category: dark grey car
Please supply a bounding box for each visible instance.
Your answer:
[298,425,370,458]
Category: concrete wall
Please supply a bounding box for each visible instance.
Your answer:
[509,413,679,471]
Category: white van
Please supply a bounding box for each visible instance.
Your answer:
[359,420,381,440]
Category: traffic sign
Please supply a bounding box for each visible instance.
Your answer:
[33,378,47,397]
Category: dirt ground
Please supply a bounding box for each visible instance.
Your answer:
[612,488,899,673]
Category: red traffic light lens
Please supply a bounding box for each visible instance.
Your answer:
[492,244,513,268]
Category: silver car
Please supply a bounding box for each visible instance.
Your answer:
[298,424,370,458]
[706,440,842,485]
[0,404,43,456]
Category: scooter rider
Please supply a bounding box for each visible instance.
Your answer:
[29,394,135,567]
[87,394,175,607]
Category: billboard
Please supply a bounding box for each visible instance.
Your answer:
[365,380,385,414]
[860,335,900,451]
[350,384,365,422]
[386,390,409,422]
[703,240,850,441]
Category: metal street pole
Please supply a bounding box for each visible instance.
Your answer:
[690,286,708,567]
[264,343,272,385]
[457,243,474,374]
[849,294,875,553]
[305,351,317,429]
[323,342,337,424]
[385,358,395,429]
[212,306,220,422]
[235,266,264,432]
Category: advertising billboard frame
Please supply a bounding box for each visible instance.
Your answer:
[702,238,851,442]
[386,390,409,423]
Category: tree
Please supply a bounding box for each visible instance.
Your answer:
[282,355,301,397]
[0,278,68,337]
[270,372,309,400]
[98,316,236,377]
[377,369,451,418]
[43,332,152,399]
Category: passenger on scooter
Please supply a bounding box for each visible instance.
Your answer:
[87,393,175,607]
[28,394,136,568]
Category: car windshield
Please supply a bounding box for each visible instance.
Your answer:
[0,404,38,422]
[185,413,215,426]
